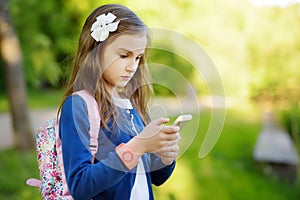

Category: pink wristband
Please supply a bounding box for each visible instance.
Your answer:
[115,143,139,170]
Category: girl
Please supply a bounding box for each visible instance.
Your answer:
[58,4,180,200]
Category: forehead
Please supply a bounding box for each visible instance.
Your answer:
[108,33,148,53]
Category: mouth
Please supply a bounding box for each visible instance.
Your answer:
[121,75,132,80]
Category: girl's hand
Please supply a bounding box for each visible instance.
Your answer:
[156,133,180,165]
[126,117,180,155]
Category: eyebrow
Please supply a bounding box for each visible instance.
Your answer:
[118,48,145,55]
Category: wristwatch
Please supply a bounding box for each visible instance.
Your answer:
[115,143,139,170]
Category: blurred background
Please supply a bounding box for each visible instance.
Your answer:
[0,0,300,199]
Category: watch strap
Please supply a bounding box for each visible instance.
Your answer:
[115,143,139,170]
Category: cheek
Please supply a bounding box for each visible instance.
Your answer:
[103,68,115,81]
[104,59,121,73]
[102,63,123,82]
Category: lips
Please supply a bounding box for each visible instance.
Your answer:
[121,75,132,80]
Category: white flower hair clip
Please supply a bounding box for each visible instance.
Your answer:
[91,13,120,42]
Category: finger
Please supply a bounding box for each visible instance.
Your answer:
[159,151,178,158]
[160,132,181,141]
[161,157,174,165]
[151,117,170,126]
[157,144,179,154]
[160,139,179,146]
[158,151,176,157]
[161,126,180,134]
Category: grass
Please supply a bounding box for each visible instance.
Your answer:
[153,108,300,200]
[0,149,40,200]
[0,96,299,199]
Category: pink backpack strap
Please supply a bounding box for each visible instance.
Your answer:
[73,90,101,163]
[57,90,100,197]
[26,178,41,187]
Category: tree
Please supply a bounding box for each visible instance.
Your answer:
[0,0,34,150]
[246,6,300,107]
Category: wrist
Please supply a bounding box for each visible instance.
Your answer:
[115,142,142,170]
[126,136,146,155]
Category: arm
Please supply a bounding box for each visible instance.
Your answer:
[149,153,176,186]
[59,96,129,199]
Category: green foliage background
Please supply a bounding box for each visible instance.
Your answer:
[2,0,299,100]
[1,0,299,145]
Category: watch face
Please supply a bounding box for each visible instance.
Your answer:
[122,150,134,162]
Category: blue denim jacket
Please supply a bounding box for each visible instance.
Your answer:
[59,95,175,200]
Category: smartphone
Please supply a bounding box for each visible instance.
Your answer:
[172,114,192,128]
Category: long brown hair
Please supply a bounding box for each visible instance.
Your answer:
[58,4,152,128]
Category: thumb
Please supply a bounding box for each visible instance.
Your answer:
[151,117,169,126]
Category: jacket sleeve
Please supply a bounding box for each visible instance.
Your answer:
[149,153,176,186]
[59,96,130,199]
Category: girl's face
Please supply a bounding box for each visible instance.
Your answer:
[102,34,147,94]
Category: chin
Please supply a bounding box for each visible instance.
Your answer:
[117,82,129,88]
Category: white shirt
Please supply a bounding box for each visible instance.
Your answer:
[113,97,149,200]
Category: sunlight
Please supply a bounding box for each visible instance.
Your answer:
[251,0,300,7]
[154,159,200,199]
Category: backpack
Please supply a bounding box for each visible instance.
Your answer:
[26,90,100,200]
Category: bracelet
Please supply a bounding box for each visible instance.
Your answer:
[115,143,139,170]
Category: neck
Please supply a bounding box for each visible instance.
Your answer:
[108,86,125,99]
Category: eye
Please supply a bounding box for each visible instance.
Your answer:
[136,55,143,61]
[120,54,128,59]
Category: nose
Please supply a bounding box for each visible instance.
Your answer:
[125,60,138,72]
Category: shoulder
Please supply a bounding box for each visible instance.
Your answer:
[62,95,86,111]
[59,94,90,139]
[64,94,86,107]
[61,95,88,119]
